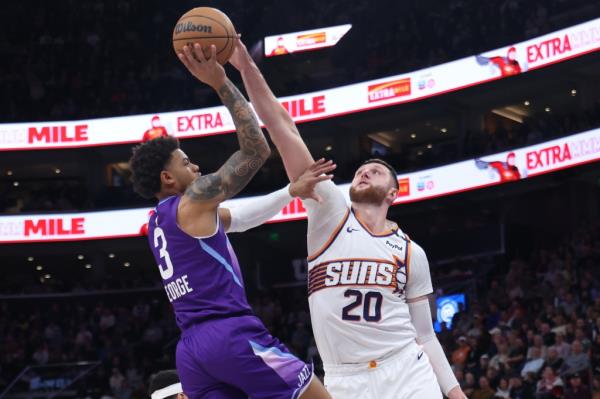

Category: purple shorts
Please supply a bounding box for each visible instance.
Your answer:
[176,315,313,399]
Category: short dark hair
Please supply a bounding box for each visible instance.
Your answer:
[129,136,180,199]
[148,369,180,399]
[360,158,399,189]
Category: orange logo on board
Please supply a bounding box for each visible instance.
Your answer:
[397,178,410,197]
[368,79,411,103]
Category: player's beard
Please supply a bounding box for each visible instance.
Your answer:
[349,184,388,205]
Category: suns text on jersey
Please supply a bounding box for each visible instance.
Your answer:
[308,258,407,295]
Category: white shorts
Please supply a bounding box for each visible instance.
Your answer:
[323,341,442,399]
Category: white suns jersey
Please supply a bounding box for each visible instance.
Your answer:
[307,208,433,365]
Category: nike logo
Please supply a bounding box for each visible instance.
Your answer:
[417,351,424,360]
[346,227,359,233]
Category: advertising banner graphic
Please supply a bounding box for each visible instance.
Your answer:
[2,128,599,243]
[1,19,598,151]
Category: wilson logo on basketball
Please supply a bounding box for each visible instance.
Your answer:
[174,22,212,34]
[296,32,326,47]
[367,78,411,102]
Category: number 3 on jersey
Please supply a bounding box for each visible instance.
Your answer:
[342,289,383,322]
[154,227,174,280]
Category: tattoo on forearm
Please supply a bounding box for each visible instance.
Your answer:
[185,80,270,202]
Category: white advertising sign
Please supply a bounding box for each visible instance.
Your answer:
[1,19,598,151]
[2,128,599,243]
[264,24,352,57]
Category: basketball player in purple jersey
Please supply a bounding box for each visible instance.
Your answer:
[129,44,331,399]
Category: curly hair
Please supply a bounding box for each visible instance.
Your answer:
[361,158,399,189]
[129,136,180,199]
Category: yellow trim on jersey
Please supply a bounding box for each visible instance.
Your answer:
[307,209,351,262]
[352,208,399,237]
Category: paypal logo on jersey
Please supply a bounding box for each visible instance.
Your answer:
[385,240,403,252]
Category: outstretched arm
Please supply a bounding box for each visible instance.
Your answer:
[220,159,336,232]
[230,38,313,182]
[178,44,271,206]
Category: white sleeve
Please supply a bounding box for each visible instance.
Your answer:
[409,299,459,396]
[226,185,292,233]
[303,180,349,257]
[405,242,434,299]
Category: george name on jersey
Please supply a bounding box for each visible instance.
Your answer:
[164,274,194,302]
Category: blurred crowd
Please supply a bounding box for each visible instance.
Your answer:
[0,0,593,122]
[1,222,599,398]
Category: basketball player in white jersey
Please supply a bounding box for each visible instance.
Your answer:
[228,38,467,399]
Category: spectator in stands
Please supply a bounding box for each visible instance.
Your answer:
[472,376,495,399]
[545,347,564,371]
[536,366,564,398]
[495,377,511,398]
[561,340,591,376]
[521,347,545,378]
[551,333,571,360]
[453,336,472,367]
[508,373,534,399]
[564,372,591,399]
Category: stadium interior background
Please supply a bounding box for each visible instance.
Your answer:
[1,0,600,398]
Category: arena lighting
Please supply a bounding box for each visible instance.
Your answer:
[6,170,12,176]
[13,181,19,187]
[85,264,92,269]
[55,168,61,174]
[410,133,417,139]
[325,145,333,151]
[545,107,551,112]
[124,262,130,267]
[427,144,433,149]
[571,89,577,96]
[440,128,447,133]
[417,150,424,156]
[108,253,115,258]
[36,265,42,271]
[491,108,524,123]
[44,274,51,279]
[524,101,530,106]
[27,256,34,262]
[77,254,84,260]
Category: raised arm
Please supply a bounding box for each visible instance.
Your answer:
[229,38,313,182]
[178,44,270,206]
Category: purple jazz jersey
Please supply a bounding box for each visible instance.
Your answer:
[148,195,252,330]
[148,196,313,398]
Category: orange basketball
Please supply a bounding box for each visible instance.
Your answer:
[172,7,236,65]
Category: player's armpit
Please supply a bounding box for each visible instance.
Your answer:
[218,208,232,232]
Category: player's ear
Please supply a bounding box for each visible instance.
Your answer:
[386,187,398,205]
[160,170,176,187]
